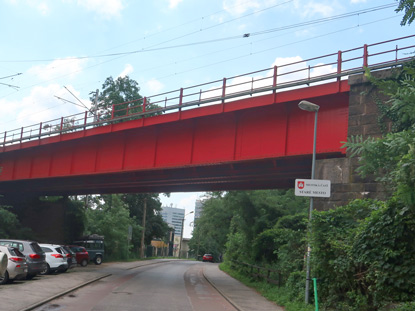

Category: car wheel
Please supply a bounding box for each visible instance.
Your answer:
[94,256,102,265]
[0,270,9,284]
[80,259,88,267]
[40,264,50,275]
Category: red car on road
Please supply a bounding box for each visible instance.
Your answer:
[202,254,214,262]
[67,245,89,267]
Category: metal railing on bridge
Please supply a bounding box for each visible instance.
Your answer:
[1,35,414,147]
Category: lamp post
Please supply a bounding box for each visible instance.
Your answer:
[179,211,194,259]
[298,100,320,304]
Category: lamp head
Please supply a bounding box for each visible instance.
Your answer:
[298,100,320,112]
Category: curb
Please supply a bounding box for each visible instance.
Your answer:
[202,266,244,311]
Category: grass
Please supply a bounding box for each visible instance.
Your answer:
[219,262,314,311]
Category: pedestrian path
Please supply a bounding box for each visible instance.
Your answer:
[203,263,284,311]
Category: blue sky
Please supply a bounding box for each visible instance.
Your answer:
[0,0,412,237]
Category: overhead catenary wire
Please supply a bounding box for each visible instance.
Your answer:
[0,2,396,63]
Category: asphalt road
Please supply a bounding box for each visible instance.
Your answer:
[0,260,281,311]
[30,261,236,311]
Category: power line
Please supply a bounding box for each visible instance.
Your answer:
[155,15,403,80]
[0,3,395,64]
[0,0,295,63]
[0,73,22,80]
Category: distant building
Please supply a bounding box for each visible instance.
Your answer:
[194,199,204,221]
[160,206,185,236]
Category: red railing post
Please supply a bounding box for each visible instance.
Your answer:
[395,44,398,62]
[179,88,183,112]
[111,104,115,119]
[337,50,342,82]
[273,66,277,93]
[221,78,227,103]
[3,131,7,145]
[273,66,278,103]
[363,44,368,67]
[39,122,42,138]
[143,97,147,113]
[20,127,24,142]
[84,111,88,129]
[60,117,64,132]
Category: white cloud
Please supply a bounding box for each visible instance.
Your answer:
[6,0,50,15]
[0,84,89,133]
[35,1,50,15]
[223,0,260,15]
[77,0,125,19]
[293,0,341,18]
[351,0,366,3]
[168,0,183,9]
[118,64,134,78]
[28,58,87,81]
[302,1,334,17]
[146,78,164,93]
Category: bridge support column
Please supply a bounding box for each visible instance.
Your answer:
[313,68,398,211]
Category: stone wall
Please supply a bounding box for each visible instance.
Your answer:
[314,68,398,211]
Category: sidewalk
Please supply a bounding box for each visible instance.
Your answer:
[203,263,284,311]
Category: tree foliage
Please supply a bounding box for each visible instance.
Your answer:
[317,62,415,310]
[0,204,33,239]
[85,194,139,260]
[189,192,232,260]
[84,193,169,260]
[189,190,308,276]
[396,0,415,26]
[90,76,160,121]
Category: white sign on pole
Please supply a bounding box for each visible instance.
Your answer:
[295,179,331,198]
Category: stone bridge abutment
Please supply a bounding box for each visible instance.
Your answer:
[315,68,396,211]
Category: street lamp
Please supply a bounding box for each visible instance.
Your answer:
[298,100,320,304]
[179,211,194,259]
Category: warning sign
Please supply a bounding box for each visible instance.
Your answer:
[295,179,331,198]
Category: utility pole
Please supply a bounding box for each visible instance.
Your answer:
[140,198,147,258]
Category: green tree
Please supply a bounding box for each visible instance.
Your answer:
[90,76,160,121]
[0,204,33,239]
[85,194,140,260]
[396,0,415,25]
[189,192,232,261]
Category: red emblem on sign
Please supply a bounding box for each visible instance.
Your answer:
[297,181,305,189]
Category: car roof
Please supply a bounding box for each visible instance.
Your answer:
[39,243,63,247]
[0,239,38,243]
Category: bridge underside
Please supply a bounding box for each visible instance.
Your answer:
[0,153,342,195]
[0,81,349,195]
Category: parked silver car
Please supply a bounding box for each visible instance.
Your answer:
[0,245,28,284]
[39,244,69,274]
[0,239,46,279]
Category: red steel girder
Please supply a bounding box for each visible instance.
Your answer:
[0,81,349,195]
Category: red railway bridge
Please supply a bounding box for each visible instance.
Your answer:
[0,35,413,196]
